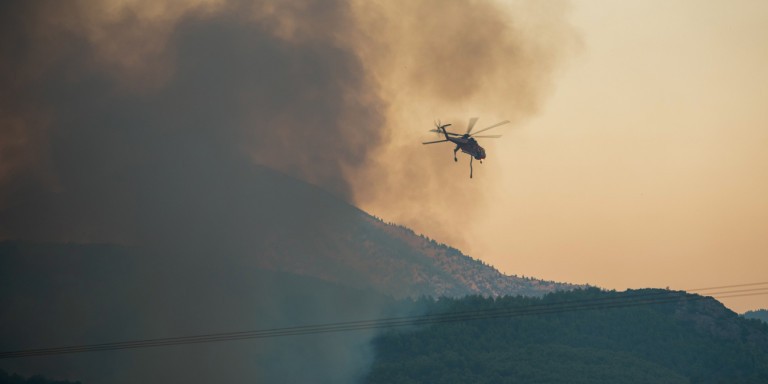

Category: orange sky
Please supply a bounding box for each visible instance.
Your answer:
[1,0,764,312]
[358,0,768,312]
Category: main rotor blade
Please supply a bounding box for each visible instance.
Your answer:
[422,139,449,145]
[472,135,502,138]
[429,129,462,136]
[470,120,510,136]
[465,117,479,134]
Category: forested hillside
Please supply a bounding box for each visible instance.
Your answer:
[744,309,768,323]
[0,370,80,384]
[366,289,768,384]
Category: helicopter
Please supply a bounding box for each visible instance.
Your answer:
[422,117,510,178]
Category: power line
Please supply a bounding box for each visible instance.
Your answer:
[3,290,766,358]
[2,282,767,359]
[3,286,767,358]
[685,281,768,291]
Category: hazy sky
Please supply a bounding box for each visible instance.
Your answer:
[3,2,764,381]
[1,0,765,313]
[360,0,768,312]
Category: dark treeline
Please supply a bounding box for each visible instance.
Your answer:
[0,370,80,384]
[744,309,768,323]
[366,289,768,384]
[4,289,768,383]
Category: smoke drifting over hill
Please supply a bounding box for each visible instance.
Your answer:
[0,0,386,243]
[351,0,578,249]
[0,0,576,244]
[0,0,576,382]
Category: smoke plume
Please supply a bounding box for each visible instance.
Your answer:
[0,0,576,382]
[0,0,386,243]
[351,0,579,250]
[0,0,576,246]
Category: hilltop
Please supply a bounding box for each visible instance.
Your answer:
[367,289,768,384]
[0,166,575,383]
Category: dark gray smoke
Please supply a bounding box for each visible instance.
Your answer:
[0,1,576,382]
[0,1,390,382]
[0,0,384,244]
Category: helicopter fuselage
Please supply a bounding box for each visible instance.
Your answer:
[423,119,508,178]
[447,135,486,160]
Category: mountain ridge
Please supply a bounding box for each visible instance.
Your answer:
[0,165,578,383]
[744,309,768,324]
[175,164,583,299]
[364,218,581,297]
[366,289,768,383]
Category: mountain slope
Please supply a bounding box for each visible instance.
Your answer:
[0,370,81,384]
[0,166,575,383]
[0,242,402,384]
[229,165,578,298]
[121,163,575,299]
[744,309,768,323]
[367,289,768,384]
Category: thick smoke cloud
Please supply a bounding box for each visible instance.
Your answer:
[0,0,576,247]
[352,0,579,251]
[1,1,389,382]
[0,0,384,243]
[0,0,575,382]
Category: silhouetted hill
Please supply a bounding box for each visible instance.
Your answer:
[2,167,765,383]
[0,370,80,384]
[1,164,575,302]
[367,289,768,384]
[363,222,577,297]
[744,309,768,323]
[0,241,402,383]
[0,166,575,383]
[222,166,579,298]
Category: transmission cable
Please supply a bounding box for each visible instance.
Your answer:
[1,282,767,359]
